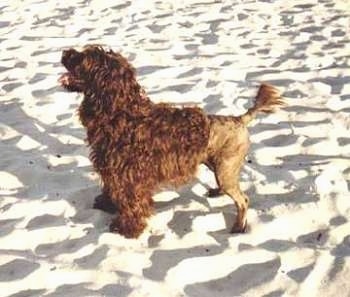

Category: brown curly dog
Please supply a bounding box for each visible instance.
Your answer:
[59,45,284,238]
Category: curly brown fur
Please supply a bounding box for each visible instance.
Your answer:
[60,45,285,238]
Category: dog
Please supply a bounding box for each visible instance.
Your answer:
[59,45,284,238]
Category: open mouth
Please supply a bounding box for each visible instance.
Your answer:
[58,70,84,92]
[59,49,85,91]
[59,72,72,85]
[58,72,74,88]
[58,71,75,88]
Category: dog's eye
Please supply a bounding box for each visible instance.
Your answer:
[110,60,119,68]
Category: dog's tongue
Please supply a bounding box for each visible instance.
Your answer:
[58,73,70,86]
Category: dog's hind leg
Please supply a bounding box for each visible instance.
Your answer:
[207,187,224,197]
[213,141,250,233]
[109,187,154,238]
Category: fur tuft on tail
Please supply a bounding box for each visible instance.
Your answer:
[241,83,285,125]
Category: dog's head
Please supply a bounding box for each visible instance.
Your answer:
[60,45,152,122]
[59,45,136,93]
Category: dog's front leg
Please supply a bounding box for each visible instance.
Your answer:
[109,187,154,238]
[93,191,117,214]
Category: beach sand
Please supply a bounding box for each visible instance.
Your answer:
[0,1,349,296]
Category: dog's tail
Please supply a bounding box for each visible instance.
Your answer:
[240,84,285,125]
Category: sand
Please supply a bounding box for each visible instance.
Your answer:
[0,0,349,296]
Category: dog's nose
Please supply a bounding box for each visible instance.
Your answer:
[61,49,75,63]
[62,49,69,59]
[61,49,84,71]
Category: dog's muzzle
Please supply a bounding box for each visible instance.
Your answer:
[61,49,82,70]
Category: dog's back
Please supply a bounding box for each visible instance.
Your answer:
[123,104,210,187]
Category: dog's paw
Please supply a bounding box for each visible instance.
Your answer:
[93,194,117,214]
[109,220,120,233]
[231,221,248,234]
[206,188,224,198]
[109,218,145,239]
